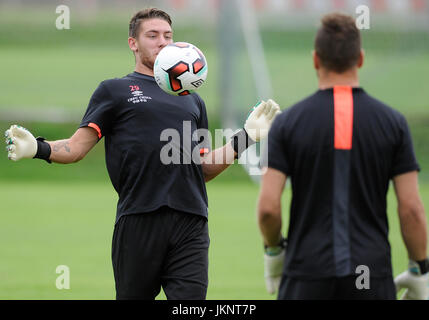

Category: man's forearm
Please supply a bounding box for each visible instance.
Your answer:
[259,211,282,247]
[48,139,82,164]
[399,204,428,261]
[5,126,97,164]
[257,168,287,247]
[201,143,237,182]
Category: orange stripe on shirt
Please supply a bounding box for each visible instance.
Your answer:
[334,86,353,150]
[88,122,102,139]
[200,148,209,155]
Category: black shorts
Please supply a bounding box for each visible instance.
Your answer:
[111,206,210,300]
[278,275,396,300]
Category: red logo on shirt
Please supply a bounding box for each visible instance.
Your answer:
[129,85,140,91]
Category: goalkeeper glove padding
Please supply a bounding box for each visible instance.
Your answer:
[395,258,429,300]
[263,237,287,295]
[5,125,51,163]
[245,99,281,142]
[231,99,281,158]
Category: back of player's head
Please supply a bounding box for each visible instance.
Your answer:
[129,8,172,38]
[315,13,361,73]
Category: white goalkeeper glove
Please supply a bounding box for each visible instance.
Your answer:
[264,237,287,295]
[395,258,429,300]
[245,99,281,142]
[231,99,281,158]
[5,125,51,163]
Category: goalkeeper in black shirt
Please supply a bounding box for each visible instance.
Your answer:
[5,8,280,300]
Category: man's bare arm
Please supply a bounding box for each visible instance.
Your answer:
[393,171,427,261]
[201,99,282,183]
[47,127,99,164]
[201,143,237,182]
[258,168,287,246]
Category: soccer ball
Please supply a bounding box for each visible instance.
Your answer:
[154,42,208,96]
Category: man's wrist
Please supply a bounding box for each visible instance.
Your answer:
[409,258,429,275]
[231,129,256,159]
[264,237,287,256]
[33,137,52,163]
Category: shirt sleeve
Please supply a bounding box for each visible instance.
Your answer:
[267,112,290,175]
[390,115,420,178]
[79,81,116,139]
[193,94,211,155]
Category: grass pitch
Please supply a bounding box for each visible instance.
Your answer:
[0,179,427,299]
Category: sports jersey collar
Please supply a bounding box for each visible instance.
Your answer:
[130,71,156,81]
[318,87,364,93]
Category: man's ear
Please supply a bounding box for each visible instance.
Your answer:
[313,50,320,70]
[357,49,365,68]
[128,37,138,54]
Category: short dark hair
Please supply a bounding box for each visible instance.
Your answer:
[315,13,361,73]
[129,8,172,38]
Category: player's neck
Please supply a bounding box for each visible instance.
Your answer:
[317,68,360,90]
[134,62,154,77]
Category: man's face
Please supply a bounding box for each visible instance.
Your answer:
[131,18,173,70]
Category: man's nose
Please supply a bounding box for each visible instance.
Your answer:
[159,37,169,47]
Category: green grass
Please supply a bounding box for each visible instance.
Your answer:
[0,179,428,299]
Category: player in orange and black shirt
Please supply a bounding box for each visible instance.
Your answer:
[258,13,428,300]
[5,8,281,300]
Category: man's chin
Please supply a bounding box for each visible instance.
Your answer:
[141,60,155,71]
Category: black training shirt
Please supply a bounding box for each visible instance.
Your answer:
[268,87,420,279]
[80,72,210,223]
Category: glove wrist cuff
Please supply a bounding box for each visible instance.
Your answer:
[34,137,52,164]
[231,129,256,159]
[264,237,287,256]
[409,258,429,275]
[265,246,283,256]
